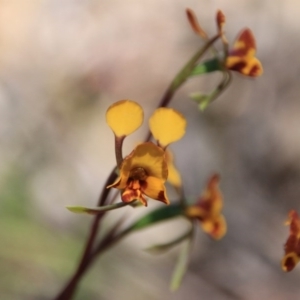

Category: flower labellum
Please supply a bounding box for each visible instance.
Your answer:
[107,142,169,206]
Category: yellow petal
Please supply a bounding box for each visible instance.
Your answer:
[165,150,182,190]
[106,100,144,137]
[281,252,300,272]
[185,206,206,219]
[106,175,128,190]
[141,176,169,204]
[149,108,187,147]
[120,142,168,180]
[226,56,263,77]
[201,214,227,240]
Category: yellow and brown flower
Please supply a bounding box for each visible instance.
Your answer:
[185,174,226,239]
[226,28,263,77]
[106,100,187,206]
[281,210,300,272]
[186,8,263,77]
[107,142,169,206]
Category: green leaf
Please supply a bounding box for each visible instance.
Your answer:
[190,93,212,111]
[145,227,193,254]
[66,206,90,214]
[125,204,184,232]
[170,34,221,91]
[170,238,192,291]
[190,69,232,111]
[66,201,136,215]
[190,58,222,76]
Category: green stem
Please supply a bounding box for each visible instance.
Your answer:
[66,201,137,214]
[209,70,232,102]
[145,225,194,253]
[170,34,220,91]
[145,33,220,142]
[170,221,195,291]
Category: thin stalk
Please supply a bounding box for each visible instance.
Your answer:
[53,169,118,300]
[114,135,125,169]
[53,34,220,300]
[67,201,137,214]
[53,215,126,300]
[145,33,220,142]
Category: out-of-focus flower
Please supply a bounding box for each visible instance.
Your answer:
[106,100,187,206]
[185,174,226,239]
[281,210,300,272]
[225,28,263,77]
[215,9,263,77]
[186,8,263,77]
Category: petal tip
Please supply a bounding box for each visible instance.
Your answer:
[149,108,187,147]
[106,100,144,137]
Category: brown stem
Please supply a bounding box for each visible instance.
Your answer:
[53,34,220,300]
[53,217,127,300]
[115,135,125,168]
[53,83,178,299]
[53,169,118,300]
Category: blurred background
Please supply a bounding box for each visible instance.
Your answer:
[1,0,300,299]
